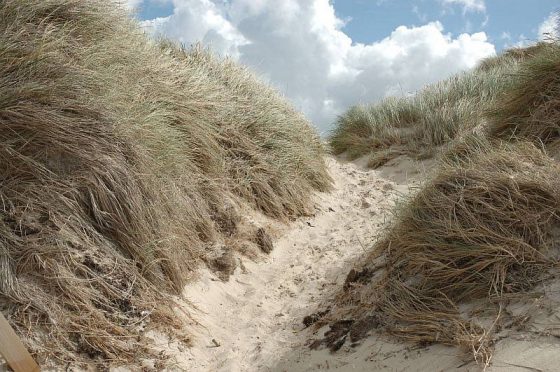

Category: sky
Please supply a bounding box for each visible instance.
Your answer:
[124,0,559,134]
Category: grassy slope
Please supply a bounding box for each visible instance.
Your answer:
[0,0,330,366]
[325,42,560,363]
[329,43,549,167]
[488,43,560,147]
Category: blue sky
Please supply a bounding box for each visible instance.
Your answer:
[135,0,558,50]
[334,0,558,50]
[136,1,174,20]
[128,0,558,133]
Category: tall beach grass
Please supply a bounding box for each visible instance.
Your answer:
[0,0,330,366]
[322,41,560,364]
[328,45,549,166]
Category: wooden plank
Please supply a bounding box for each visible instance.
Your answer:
[0,312,40,372]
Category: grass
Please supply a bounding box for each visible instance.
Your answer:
[0,0,330,367]
[488,43,560,147]
[346,141,560,362]
[328,45,547,167]
[321,41,560,364]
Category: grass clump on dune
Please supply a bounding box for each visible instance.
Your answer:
[488,43,560,148]
[476,42,548,72]
[378,142,559,345]
[316,42,560,364]
[327,141,560,363]
[0,0,330,366]
[329,48,526,167]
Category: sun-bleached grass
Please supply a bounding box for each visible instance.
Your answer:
[329,50,524,166]
[325,140,560,364]
[370,141,560,355]
[488,43,560,148]
[318,42,560,365]
[0,0,330,366]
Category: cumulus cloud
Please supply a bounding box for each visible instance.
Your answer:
[539,12,559,41]
[441,0,486,14]
[141,0,495,133]
[141,0,247,57]
[123,0,143,10]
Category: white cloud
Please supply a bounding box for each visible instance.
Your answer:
[123,0,144,10]
[141,0,248,57]
[141,0,496,133]
[539,12,559,41]
[441,0,486,14]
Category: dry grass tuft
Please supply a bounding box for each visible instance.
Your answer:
[325,141,560,363]
[322,39,560,366]
[488,43,560,147]
[0,0,330,367]
[329,51,522,166]
[476,42,548,72]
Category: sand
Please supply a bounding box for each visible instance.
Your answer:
[144,155,431,371]
[271,157,560,372]
[38,156,560,371]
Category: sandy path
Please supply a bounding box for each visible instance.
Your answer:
[271,159,560,372]
[134,156,560,371]
[152,155,431,371]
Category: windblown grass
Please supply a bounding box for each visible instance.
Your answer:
[329,49,524,166]
[488,43,560,148]
[0,0,330,366]
[317,41,560,365]
[328,141,560,363]
[476,42,548,72]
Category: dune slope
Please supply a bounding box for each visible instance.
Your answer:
[0,0,330,366]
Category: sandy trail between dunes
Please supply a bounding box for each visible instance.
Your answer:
[157,155,427,371]
[148,155,560,372]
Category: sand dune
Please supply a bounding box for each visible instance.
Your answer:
[23,155,560,371]
[136,155,560,372]
[139,155,429,371]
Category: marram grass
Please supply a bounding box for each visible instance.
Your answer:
[326,140,560,364]
[0,0,330,367]
[328,45,535,166]
[321,42,560,365]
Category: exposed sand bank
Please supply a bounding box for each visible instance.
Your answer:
[145,155,430,371]
[69,154,560,372]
